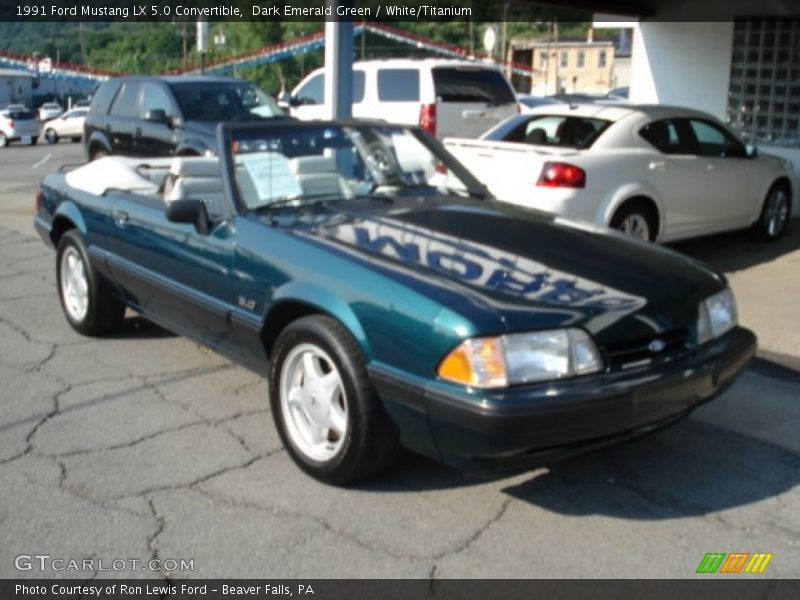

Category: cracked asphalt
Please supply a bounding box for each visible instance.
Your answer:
[0,144,799,579]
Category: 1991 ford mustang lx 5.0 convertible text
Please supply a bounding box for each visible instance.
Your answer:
[35,120,756,484]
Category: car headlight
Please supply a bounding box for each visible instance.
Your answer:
[697,288,737,344]
[437,328,604,388]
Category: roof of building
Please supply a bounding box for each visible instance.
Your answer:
[0,68,34,79]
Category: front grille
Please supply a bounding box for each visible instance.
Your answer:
[603,328,690,370]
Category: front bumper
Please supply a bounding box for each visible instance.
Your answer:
[370,327,756,470]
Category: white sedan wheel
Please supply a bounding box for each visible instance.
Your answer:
[618,213,651,241]
[764,187,789,238]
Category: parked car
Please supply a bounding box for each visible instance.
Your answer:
[42,107,88,144]
[445,104,794,243]
[518,94,558,113]
[35,119,756,483]
[5,103,27,112]
[84,75,285,160]
[282,59,519,138]
[0,108,40,147]
[39,102,64,121]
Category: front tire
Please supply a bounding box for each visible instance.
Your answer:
[56,230,126,336]
[45,129,59,144]
[754,183,791,241]
[269,315,399,485]
[0,133,8,148]
[90,147,108,161]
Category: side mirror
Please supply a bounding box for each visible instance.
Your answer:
[277,91,292,109]
[745,143,758,158]
[166,198,210,235]
[145,109,170,125]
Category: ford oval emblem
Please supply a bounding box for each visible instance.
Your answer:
[648,339,667,353]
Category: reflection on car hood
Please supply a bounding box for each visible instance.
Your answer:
[287,197,725,342]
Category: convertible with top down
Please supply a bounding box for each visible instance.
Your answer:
[34,120,756,484]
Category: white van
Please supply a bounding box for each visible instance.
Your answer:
[283,59,519,139]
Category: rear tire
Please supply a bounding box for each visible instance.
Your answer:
[0,133,8,148]
[269,315,400,485]
[56,230,126,336]
[611,201,657,242]
[754,182,791,241]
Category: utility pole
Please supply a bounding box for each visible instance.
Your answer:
[78,22,87,66]
[501,4,509,78]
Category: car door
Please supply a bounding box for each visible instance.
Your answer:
[290,73,327,120]
[290,71,366,121]
[684,118,757,231]
[105,191,238,353]
[639,118,709,240]
[370,67,421,126]
[59,109,86,137]
[134,82,178,157]
[104,81,140,155]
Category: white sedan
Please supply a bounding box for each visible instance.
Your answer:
[445,104,794,242]
[41,108,88,144]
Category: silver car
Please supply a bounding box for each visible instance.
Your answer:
[0,109,40,147]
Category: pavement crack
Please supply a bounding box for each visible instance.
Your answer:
[55,420,207,458]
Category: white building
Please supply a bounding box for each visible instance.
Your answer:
[0,68,33,108]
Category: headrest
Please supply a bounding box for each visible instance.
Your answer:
[169,156,220,178]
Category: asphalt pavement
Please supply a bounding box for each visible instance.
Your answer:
[0,142,798,579]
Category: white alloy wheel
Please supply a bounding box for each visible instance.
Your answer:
[764,187,789,239]
[60,246,89,322]
[618,213,651,241]
[279,342,349,463]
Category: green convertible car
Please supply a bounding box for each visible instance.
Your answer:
[34,120,756,484]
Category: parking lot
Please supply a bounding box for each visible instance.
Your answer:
[1,142,799,579]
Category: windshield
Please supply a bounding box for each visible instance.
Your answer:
[171,81,282,121]
[230,124,482,211]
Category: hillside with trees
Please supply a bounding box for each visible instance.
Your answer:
[0,19,597,93]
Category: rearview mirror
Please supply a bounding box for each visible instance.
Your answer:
[166,199,210,235]
[145,109,170,125]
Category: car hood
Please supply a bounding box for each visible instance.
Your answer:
[282,197,726,345]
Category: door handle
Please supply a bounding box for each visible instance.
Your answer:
[113,211,129,227]
[649,161,666,171]
[707,163,718,171]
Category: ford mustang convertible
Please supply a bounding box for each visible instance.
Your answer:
[34,120,757,484]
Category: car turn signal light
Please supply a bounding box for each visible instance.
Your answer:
[438,337,508,388]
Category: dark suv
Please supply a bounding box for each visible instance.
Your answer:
[84,75,284,160]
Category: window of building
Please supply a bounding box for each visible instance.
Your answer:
[727,18,800,147]
[598,50,607,68]
[577,50,585,68]
[560,51,568,68]
[539,52,548,69]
